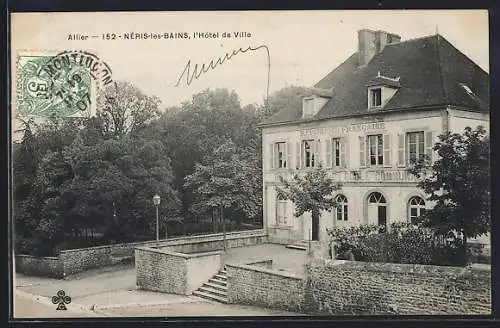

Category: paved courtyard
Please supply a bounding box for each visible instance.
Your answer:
[14,243,308,318]
[223,243,309,276]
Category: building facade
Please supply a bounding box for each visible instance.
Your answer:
[261,29,489,244]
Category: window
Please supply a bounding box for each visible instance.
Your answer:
[368,134,384,165]
[368,192,386,204]
[274,142,287,168]
[407,131,425,165]
[333,138,341,167]
[327,138,347,168]
[408,196,425,224]
[303,98,314,118]
[276,198,287,225]
[302,140,315,168]
[370,88,382,107]
[335,195,348,221]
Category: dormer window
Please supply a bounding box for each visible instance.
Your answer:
[301,90,330,119]
[303,97,314,118]
[370,88,382,107]
[366,72,401,110]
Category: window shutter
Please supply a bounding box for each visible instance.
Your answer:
[383,134,391,167]
[341,138,348,168]
[296,141,301,169]
[286,142,292,169]
[326,138,332,168]
[426,131,434,163]
[315,139,321,167]
[269,143,274,169]
[359,136,366,167]
[397,133,405,167]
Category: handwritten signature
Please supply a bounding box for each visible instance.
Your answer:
[174,45,270,99]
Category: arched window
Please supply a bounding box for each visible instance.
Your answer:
[335,194,348,221]
[368,192,386,204]
[408,196,426,224]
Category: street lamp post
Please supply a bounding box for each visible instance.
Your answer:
[153,194,161,247]
[112,201,117,243]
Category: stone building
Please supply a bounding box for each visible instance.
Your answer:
[260,29,489,244]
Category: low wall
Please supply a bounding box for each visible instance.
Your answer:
[135,247,222,295]
[305,261,492,315]
[16,229,266,278]
[246,260,273,269]
[226,262,306,312]
[63,229,265,277]
[15,255,63,279]
[225,259,491,315]
[267,225,302,244]
[165,230,267,254]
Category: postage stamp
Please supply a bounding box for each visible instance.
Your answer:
[16,50,114,119]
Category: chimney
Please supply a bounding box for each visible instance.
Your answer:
[358,29,401,66]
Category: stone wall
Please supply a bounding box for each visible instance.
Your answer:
[305,261,492,315]
[59,243,134,276]
[226,263,306,312]
[135,247,222,295]
[15,255,63,279]
[135,247,188,294]
[225,259,491,315]
[16,229,266,278]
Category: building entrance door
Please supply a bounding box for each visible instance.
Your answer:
[367,192,387,231]
[367,203,378,225]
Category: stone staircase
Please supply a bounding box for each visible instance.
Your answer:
[192,268,228,303]
[285,240,309,251]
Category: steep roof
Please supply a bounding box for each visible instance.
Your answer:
[262,34,489,126]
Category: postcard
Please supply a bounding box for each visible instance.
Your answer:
[10,10,491,318]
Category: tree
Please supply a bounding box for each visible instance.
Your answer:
[184,139,262,250]
[61,134,181,242]
[276,166,342,241]
[98,81,161,137]
[264,85,310,118]
[408,126,490,258]
[13,81,180,255]
[157,88,262,231]
[13,118,83,255]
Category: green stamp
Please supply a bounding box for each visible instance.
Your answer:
[16,51,114,119]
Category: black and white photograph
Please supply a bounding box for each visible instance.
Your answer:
[9,10,491,318]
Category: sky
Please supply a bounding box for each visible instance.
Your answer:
[11,10,488,112]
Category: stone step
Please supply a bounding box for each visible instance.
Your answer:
[214,274,227,280]
[198,285,228,297]
[192,290,228,303]
[208,278,227,287]
[203,282,227,292]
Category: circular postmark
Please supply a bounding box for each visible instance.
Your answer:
[16,50,116,119]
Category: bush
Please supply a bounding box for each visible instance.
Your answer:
[327,222,467,266]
